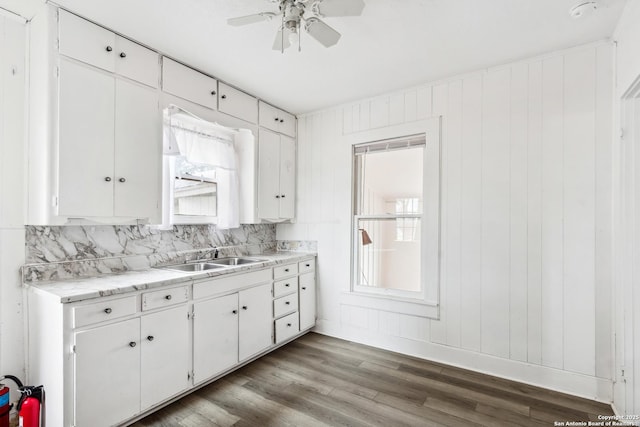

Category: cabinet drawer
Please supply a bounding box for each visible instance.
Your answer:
[275,312,299,344]
[274,292,298,318]
[73,295,137,328]
[142,286,188,311]
[273,277,297,298]
[218,82,258,123]
[59,10,116,72]
[273,263,298,279]
[193,268,271,300]
[162,58,218,110]
[298,260,315,274]
[114,37,159,88]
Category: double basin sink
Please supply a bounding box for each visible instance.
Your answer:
[157,257,267,272]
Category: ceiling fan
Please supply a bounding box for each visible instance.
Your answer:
[227,0,365,52]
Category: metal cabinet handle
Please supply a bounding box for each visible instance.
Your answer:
[275,195,280,199]
[285,301,290,305]
[281,194,286,198]
[280,119,284,123]
[305,264,310,267]
[104,308,112,314]
[105,46,113,52]
[232,309,237,314]
[129,341,136,348]
[119,178,126,183]
[147,335,154,341]
[274,117,279,122]
[242,305,248,310]
[285,283,290,287]
[221,94,227,99]
[302,287,307,290]
[104,177,112,182]
[211,90,216,95]
[284,268,289,272]
[287,323,292,327]
[119,52,126,58]
[165,295,172,300]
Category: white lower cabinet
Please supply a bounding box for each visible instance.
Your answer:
[29,259,316,427]
[193,293,239,383]
[74,304,189,426]
[74,318,141,427]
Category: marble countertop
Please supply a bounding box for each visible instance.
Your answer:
[26,252,316,304]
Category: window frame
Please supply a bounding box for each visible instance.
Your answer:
[347,118,442,319]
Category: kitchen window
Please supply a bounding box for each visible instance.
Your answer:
[350,122,440,316]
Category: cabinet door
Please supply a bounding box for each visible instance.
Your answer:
[218,82,258,123]
[239,283,273,360]
[162,58,218,110]
[58,59,115,217]
[258,129,281,219]
[114,79,161,220]
[58,10,116,72]
[140,305,190,409]
[193,293,239,384]
[74,318,140,427]
[299,272,316,331]
[114,36,159,88]
[258,101,280,133]
[279,135,296,219]
[278,110,296,138]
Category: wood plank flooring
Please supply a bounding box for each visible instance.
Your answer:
[131,333,613,427]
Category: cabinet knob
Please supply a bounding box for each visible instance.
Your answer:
[119,177,126,183]
[285,301,290,305]
[147,335,154,341]
[211,90,216,95]
[274,117,279,122]
[165,295,172,300]
[221,94,227,99]
[104,177,112,182]
[232,309,237,314]
[104,308,112,314]
[275,195,280,199]
[129,341,137,348]
[284,268,289,272]
[287,323,292,327]
[302,287,307,290]
[285,283,290,287]
[105,46,113,52]
[305,264,310,267]
[242,305,248,310]
[119,52,127,58]
[281,194,286,198]
[280,119,284,123]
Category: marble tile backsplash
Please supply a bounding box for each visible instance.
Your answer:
[23,224,276,283]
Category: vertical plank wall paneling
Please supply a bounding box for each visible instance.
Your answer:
[289,42,614,397]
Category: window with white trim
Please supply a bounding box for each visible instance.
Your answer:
[353,135,426,298]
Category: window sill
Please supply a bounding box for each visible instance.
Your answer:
[341,291,439,319]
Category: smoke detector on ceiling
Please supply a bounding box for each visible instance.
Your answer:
[569,1,598,19]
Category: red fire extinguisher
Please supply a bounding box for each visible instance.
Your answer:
[0,375,44,427]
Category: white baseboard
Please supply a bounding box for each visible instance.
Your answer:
[313,319,613,404]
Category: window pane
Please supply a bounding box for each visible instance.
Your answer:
[357,218,421,292]
[356,147,424,216]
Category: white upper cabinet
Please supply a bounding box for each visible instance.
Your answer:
[258,129,295,220]
[259,101,296,137]
[218,82,258,123]
[58,10,158,88]
[162,57,218,110]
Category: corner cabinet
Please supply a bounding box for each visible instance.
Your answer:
[28,7,162,224]
[27,258,316,427]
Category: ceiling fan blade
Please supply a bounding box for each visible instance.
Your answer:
[304,17,341,48]
[312,0,365,17]
[272,29,292,51]
[227,12,276,26]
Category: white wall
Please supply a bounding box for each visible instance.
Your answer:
[279,41,614,402]
[612,0,640,416]
[0,12,26,386]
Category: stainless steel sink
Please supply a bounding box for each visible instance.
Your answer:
[156,262,226,272]
[209,257,267,266]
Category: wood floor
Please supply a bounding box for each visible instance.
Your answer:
[131,332,613,427]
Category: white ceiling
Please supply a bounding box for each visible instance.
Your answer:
[1,0,628,114]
